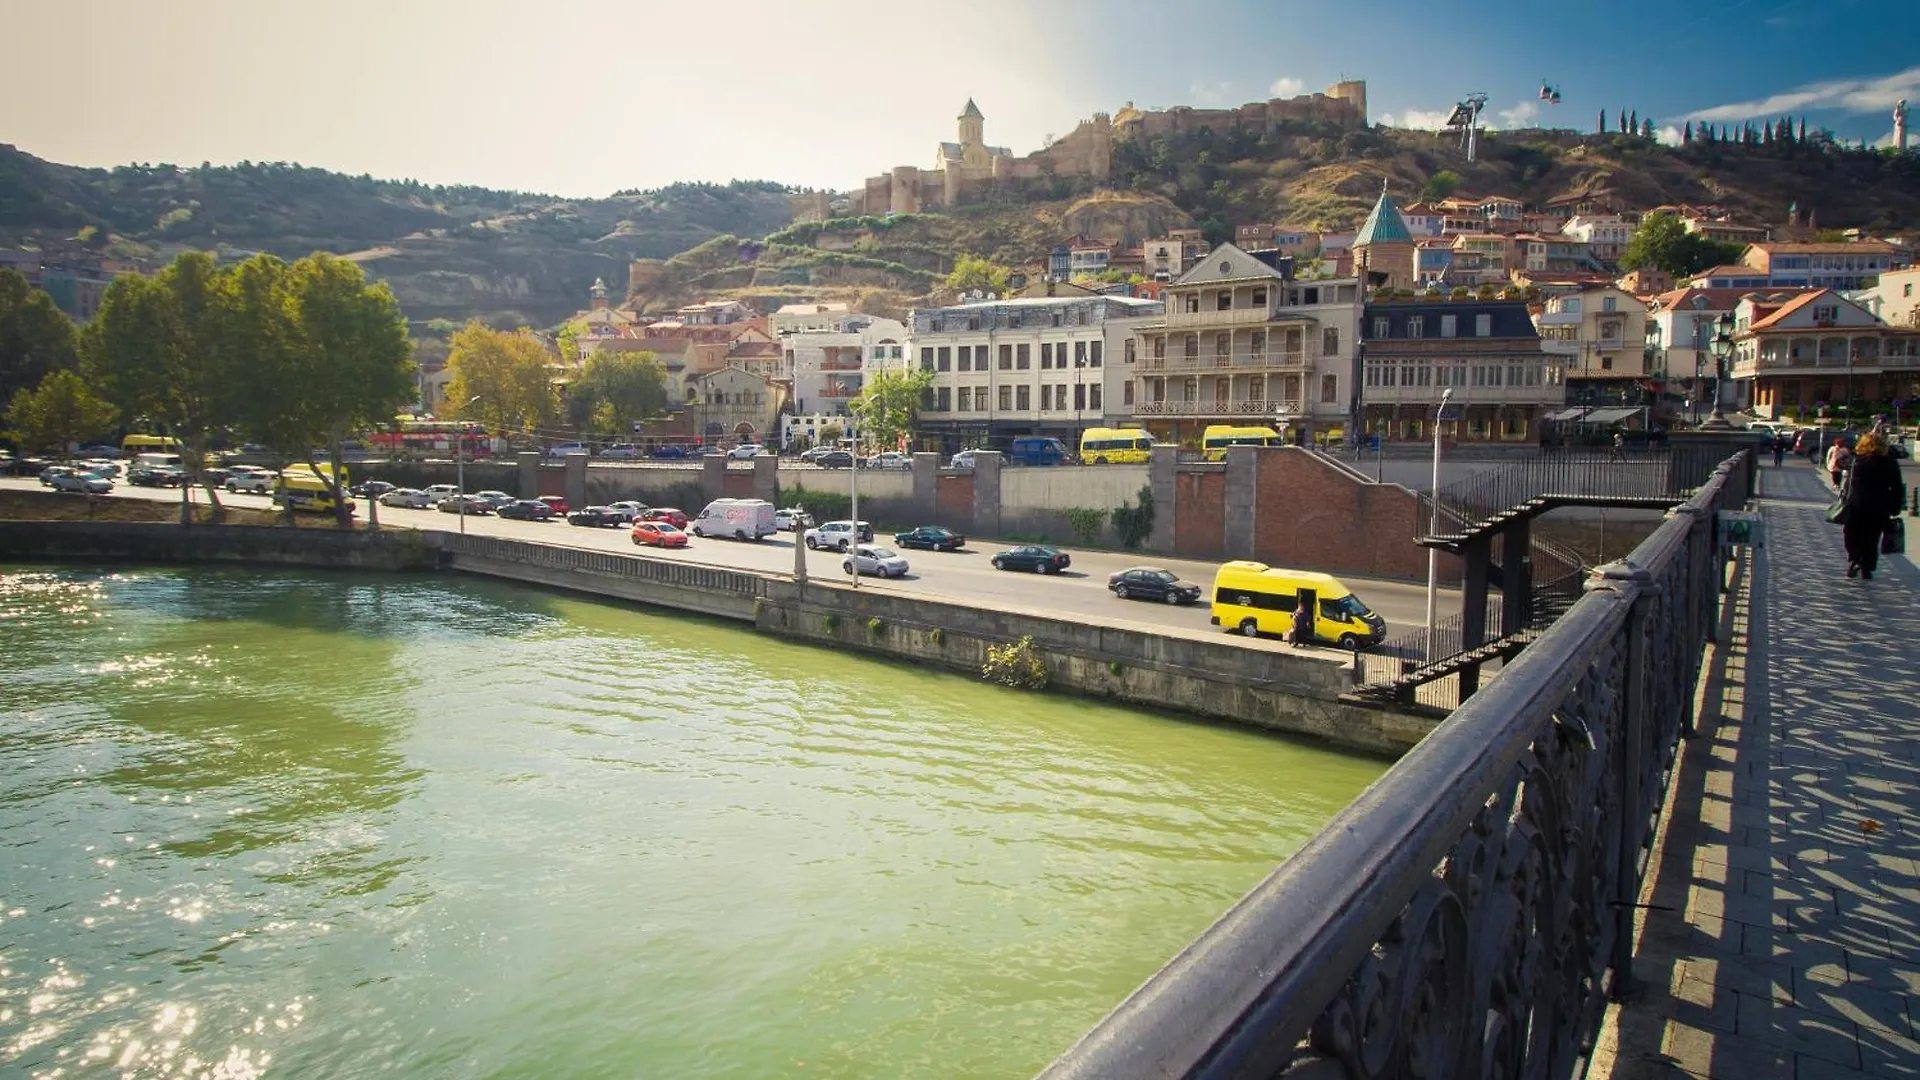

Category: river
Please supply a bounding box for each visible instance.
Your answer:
[0,565,1384,1079]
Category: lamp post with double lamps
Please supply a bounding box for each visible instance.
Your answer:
[1701,313,1734,430]
[1424,387,1456,662]
[457,394,481,535]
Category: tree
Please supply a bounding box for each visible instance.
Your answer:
[4,369,118,458]
[1683,120,1693,144]
[1629,110,1638,134]
[1621,212,1746,277]
[1420,169,1463,201]
[817,423,845,445]
[564,350,667,434]
[0,268,81,407]
[443,321,558,435]
[847,368,933,452]
[1642,119,1655,140]
[1598,109,1606,134]
[946,254,1011,295]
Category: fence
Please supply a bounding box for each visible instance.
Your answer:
[1039,452,1746,1080]
[1423,449,1686,539]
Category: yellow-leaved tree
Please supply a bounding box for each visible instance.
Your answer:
[443,322,558,435]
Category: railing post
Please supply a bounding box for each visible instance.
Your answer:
[1585,559,1653,999]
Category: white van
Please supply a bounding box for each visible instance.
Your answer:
[690,498,777,540]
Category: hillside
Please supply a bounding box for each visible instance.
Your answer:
[0,144,796,327]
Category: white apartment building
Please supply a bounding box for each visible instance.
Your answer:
[1561,215,1634,265]
[781,315,908,434]
[1129,244,1363,443]
[909,294,1164,455]
[771,302,852,336]
[1847,265,1920,330]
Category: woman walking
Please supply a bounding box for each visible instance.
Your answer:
[1842,432,1906,580]
[1826,438,1852,488]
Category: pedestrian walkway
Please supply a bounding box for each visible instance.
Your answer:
[1595,459,1919,1079]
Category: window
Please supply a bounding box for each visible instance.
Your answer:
[937,347,950,371]
[1601,296,1617,313]
[1381,364,1396,387]
[1440,315,1457,338]
[958,387,972,411]
[1016,385,1031,410]
[920,347,934,371]
[956,346,971,372]
[1152,336,1165,361]
[1017,343,1030,369]
[1373,316,1390,339]
[936,387,951,411]
[999,343,1012,370]
[1247,375,1264,402]
[1089,385,1102,410]
[1090,341,1102,367]
[1251,288,1266,307]
[1217,291,1233,311]
[1215,333,1230,362]
[1185,334,1199,359]
[1075,341,1087,367]
[1486,365,1501,386]
[1051,310,1064,327]
[1320,374,1338,404]
[1323,327,1339,355]
[1125,338,1136,364]
[998,385,1012,411]
[1303,287,1319,305]
[1475,314,1492,337]
[1009,313,1022,329]
[1600,356,1613,370]
[1813,304,1838,322]
[1408,316,1424,338]
[1185,294,1200,314]
[1074,384,1087,411]
[1041,343,1053,369]
[1904,283,1913,298]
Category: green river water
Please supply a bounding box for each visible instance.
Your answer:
[0,565,1384,1080]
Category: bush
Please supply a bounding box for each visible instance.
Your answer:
[983,636,1048,689]
[1112,485,1156,550]
[780,483,851,522]
[929,627,945,646]
[1061,507,1108,546]
[822,612,840,633]
[867,616,884,636]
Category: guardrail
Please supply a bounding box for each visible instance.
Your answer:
[438,533,765,596]
[1039,452,1745,1080]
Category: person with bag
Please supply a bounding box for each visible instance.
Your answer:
[1842,431,1906,580]
[1826,438,1852,488]
[1289,592,1315,648]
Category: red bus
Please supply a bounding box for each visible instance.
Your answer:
[367,419,493,459]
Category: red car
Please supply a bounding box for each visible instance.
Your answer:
[641,507,688,529]
[539,495,570,515]
[631,521,689,548]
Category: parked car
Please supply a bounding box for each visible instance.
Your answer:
[497,499,555,521]
[128,465,185,487]
[803,519,874,551]
[437,494,493,515]
[605,500,648,523]
[797,446,831,464]
[538,495,570,515]
[690,498,777,540]
[867,452,911,470]
[473,489,516,509]
[650,444,688,459]
[948,450,977,470]
[4,456,50,477]
[350,480,397,498]
[728,443,766,460]
[567,505,622,527]
[1108,566,1203,605]
[547,441,590,458]
[631,521,690,548]
[893,525,965,551]
[843,544,910,579]
[1006,436,1069,467]
[640,507,688,529]
[49,469,114,494]
[83,459,122,477]
[200,466,233,486]
[77,444,123,459]
[599,444,642,460]
[380,487,433,508]
[814,450,855,469]
[774,507,814,531]
[225,468,275,493]
[991,544,1070,574]
[423,483,462,500]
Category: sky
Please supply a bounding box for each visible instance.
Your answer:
[3,0,1917,199]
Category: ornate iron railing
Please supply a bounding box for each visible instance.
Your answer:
[1038,452,1746,1080]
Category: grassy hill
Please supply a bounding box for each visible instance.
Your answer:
[0,144,796,327]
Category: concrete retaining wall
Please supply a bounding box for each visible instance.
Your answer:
[0,520,434,571]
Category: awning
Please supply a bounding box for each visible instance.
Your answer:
[1546,407,1589,421]
[1582,407,1639,424]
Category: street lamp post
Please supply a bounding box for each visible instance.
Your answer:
[1701,313,1733,430]
[1424,387,1455,662]
[457,394,481,535]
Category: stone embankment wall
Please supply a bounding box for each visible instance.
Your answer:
[0,521,435,571]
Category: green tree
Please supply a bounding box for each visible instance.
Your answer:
[946,254,1011,294]
[4,369,118,458]
[847,368,933,452]
[1620,213,1745,277]
[0,268,81,407]
[443,321,558,434]
[564,350,667,434]
[1420,169,1463,202]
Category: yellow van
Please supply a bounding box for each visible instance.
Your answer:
[1209,560,1386,649]
[273,463,351,513]
[1079,427,1155,464]
[1200,425,1281,461]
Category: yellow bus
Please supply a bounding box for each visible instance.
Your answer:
[273,463,351,513]
[1200,425,1281,461]
[121,434,181,455]
[1209,561,1386,650]
[1078,427,1155,464]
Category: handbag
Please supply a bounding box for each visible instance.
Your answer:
[1826,467,1853,525]
[1884,518,1906,556]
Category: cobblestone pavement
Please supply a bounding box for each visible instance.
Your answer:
[1595,459,1918,1079]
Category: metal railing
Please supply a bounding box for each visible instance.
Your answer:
[1421,449,1688,540]
[1039,451,1747,1080]
[1138,351,1311,374]
[439,534,764,596]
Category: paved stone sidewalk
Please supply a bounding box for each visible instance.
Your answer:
[1596,459,1919,1079]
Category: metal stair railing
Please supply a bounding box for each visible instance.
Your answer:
[1418,449,1683,543]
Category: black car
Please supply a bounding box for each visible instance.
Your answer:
[498,499,555,521]
[991,544,1071,574]
[567,505,622,527]
[3,456,50,477]
[894,525,966,551]
[350,480,397,498]
[127,466,186,487]
[815,450,855,469]
[1107,566,1203,604]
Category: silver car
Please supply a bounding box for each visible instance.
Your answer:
[380,487,433,508]
[49,469,114,494]
[842,544,909,579]
[605,500,648,523]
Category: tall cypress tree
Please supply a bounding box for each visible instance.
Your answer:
[1684,120,1693,144]
[1598,109,1606,134]
[1630,109,1639,134]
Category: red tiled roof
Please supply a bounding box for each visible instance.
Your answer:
[1744,290,1831,331]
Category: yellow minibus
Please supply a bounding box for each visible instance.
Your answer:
[1209,560,1386,649]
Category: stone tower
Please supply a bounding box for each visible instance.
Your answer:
[589,277,608,310]
[1896,99,1909,152]
[1351,181,1414,293]
[1327,79,1369,127]
[958,99,985,152]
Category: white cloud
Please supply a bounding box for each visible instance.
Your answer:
[1656,124,1685,146]
[1491,100,1539,130]
[1380,109,1455,131]
[1685,65,1920,122]
[1269,76,1305,98]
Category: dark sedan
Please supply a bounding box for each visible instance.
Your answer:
[894,525,966,551]
[815,450,855,469]
[990,544,1070,574]
[350,480,397,498]
[1108,566,1203,605]
[567,505,623,527]
[497,499,555,521]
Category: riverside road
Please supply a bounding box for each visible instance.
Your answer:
[5,478,1457,644]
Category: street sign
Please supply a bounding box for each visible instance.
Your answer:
[1437,402,1464,422]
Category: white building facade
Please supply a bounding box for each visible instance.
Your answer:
[781,315,908,437]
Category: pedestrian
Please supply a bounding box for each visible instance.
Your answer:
[1610,430,1626,461]
[1840,431,1906,581]
[1825,439,1852,488]
[1771,433,1786,468]
[1289,592,1314,648]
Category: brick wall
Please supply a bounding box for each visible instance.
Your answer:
[722,471,754,497]
[1250,449,1459,584]
[1173,470,1225,558]
[936,474,974,530]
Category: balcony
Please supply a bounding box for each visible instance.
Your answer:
[1134,398,1304,417]
[818,385,858,399]
[1151,307,1312,330]
[817,359,862,372]
[1365,382,1567,405]
[1137,351,1310,374]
